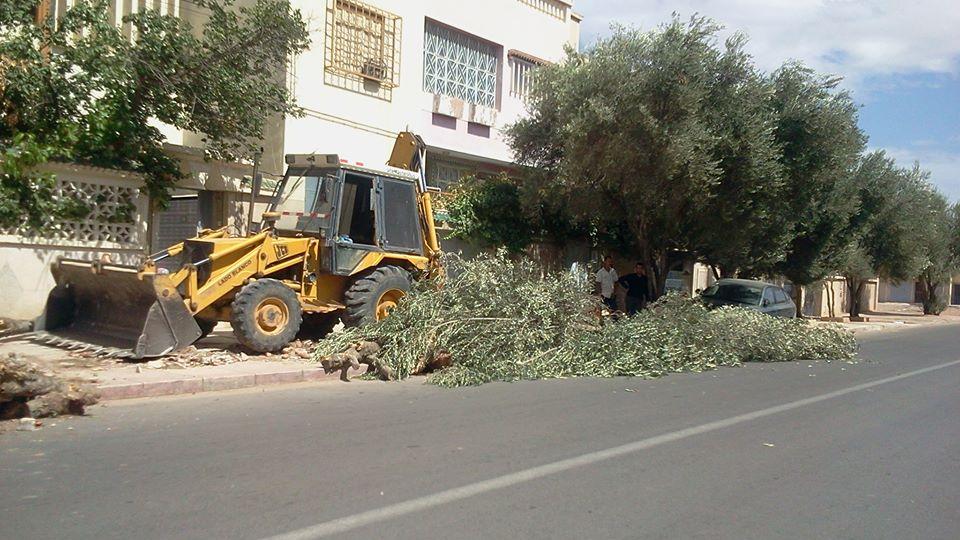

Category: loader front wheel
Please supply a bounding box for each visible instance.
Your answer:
[231,279,302,353]
[343,266,411,326]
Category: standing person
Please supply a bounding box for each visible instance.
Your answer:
[595,255,619,313]
[619,262,650,315]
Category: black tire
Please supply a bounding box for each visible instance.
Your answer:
[196,318,218,340]
[342,266,411,327]
[230,278,302,353]
[297,312,340,340]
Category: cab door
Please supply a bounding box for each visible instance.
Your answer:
[375,177,424,256]
[331,171,379,275]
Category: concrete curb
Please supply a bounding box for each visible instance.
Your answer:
[97,367,356,401]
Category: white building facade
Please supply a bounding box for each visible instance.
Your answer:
[280,0,582,188]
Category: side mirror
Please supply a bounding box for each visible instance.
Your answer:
[762,299,770,307]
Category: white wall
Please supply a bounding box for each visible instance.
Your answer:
[879,280,915,303]
[0,164,150,320]
[282,0,581,170]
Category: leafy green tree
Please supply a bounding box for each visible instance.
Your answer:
[0,0,309,229]
[768,63,866,310]
[447,172,587,261]
[915,193,959,315]
[836,153,929,317]
[509,17,738,297]
[688,34,788,278]
[447,174,534,254]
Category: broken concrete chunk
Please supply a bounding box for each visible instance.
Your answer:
[17,417,39,431]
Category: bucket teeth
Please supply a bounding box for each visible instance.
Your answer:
[25,331,133,360]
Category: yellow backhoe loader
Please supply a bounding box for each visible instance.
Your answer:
[32,133,442,358]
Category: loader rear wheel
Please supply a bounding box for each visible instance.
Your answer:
[343,266,411,327]
[230,279,302,353]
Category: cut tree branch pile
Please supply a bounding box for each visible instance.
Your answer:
[315,253,859,387]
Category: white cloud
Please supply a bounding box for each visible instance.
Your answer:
[576,0,960,86]
[883,146,960,202]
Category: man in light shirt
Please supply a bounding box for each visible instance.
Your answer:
[595,255,618,312]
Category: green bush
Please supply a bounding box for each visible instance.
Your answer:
[315,253,858,387]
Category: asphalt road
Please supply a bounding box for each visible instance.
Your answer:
[2,325,959,540]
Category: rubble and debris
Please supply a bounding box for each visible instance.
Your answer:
[1,352,99,420]
[17,418,40,431]
[68,339,320,368]
[0,318,33,338]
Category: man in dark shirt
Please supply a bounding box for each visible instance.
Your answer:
[618,262,650,315]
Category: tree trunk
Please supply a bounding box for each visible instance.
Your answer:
[920,277,942,315]
[845,276,862,318]
[649,250,669,300]
[825,281,836,319]
[710,264,721,281]
[791,284,804,318]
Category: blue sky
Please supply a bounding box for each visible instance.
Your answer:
[575,0,960,201]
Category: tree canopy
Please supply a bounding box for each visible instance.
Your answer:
[0,0,309,228]
[768,63,866,289]
[509,17,751,295]
[835,153,930,316]
[914,193,960,314]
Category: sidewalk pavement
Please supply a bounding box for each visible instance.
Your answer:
[0,332,360,402]
[93,359,362,400]
[817,303,960,334]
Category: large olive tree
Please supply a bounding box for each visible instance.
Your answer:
[915,194,960,315]
[509,17,763,297]
[768,64,866,311]
[836,154,929,317]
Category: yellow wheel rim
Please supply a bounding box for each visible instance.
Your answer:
[375,289,405,321]
[255,298,289,336]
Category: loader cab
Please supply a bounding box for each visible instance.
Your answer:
[330,165,424,275]
[270,155,424,276]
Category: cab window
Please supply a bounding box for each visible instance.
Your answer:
[337,173,376,246]
[273,172,334,236]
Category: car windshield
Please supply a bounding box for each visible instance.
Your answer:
[702,283,763,306]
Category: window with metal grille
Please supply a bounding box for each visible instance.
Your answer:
[324,0,402,100]
[428,160,473,190]
[510,56,539,98]
[423,20,499,109]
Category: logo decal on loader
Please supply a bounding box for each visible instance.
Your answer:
[217,259,253,287]
[274,244,289,259]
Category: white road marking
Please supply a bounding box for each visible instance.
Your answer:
[264,359,960,540]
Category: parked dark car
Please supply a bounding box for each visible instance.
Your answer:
[699,279,797,318]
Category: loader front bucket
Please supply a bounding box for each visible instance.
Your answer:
[34,259,202,359]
